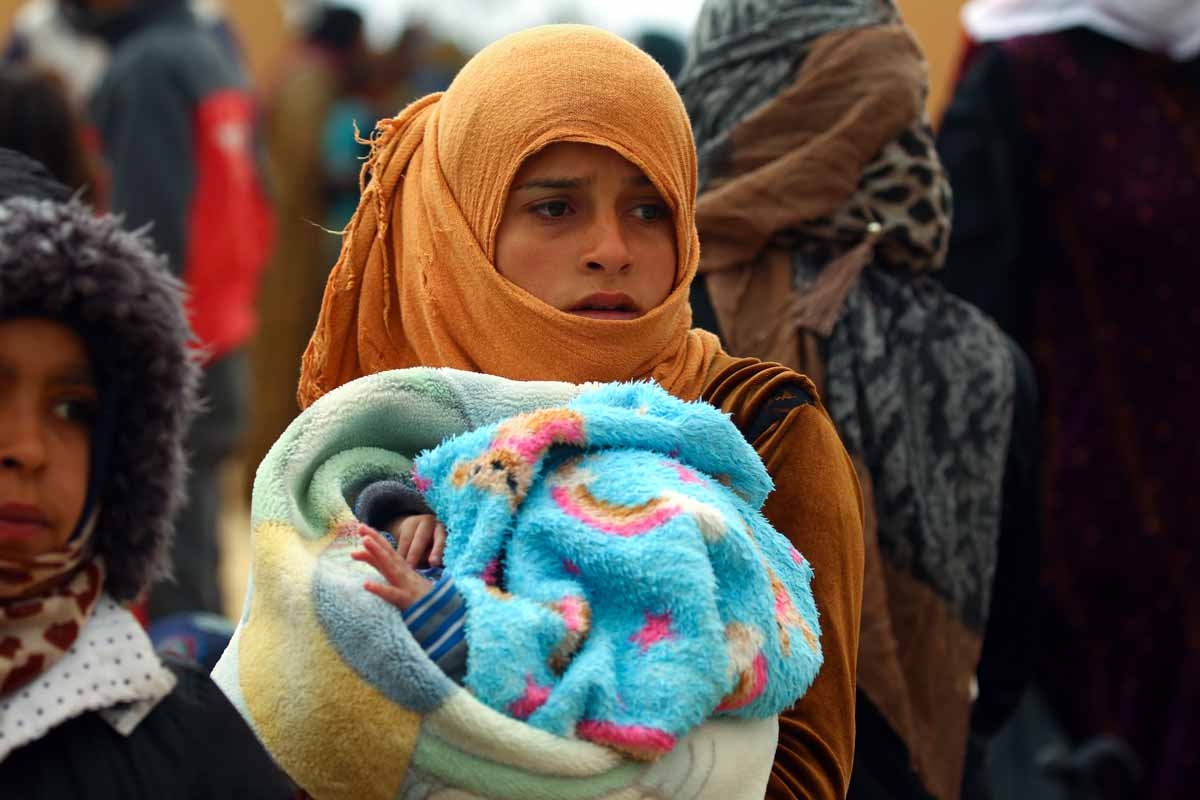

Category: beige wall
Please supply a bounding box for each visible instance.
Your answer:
[223,1,286,87]
[0,0,22,35]
[897,0,969,121]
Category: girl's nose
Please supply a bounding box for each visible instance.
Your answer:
[582,212,632,274]
[0,400,47,472]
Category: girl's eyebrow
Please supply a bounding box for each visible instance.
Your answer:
[514,177,591,191]
[0,363,93,385]
[50,365,95,387]
[514,175,652,191]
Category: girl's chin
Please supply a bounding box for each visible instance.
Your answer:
[567,309,642,321]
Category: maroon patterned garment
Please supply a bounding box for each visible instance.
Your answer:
[941,28,1200,798]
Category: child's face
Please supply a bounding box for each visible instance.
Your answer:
[494,142,677,319]
[0,319,95,561]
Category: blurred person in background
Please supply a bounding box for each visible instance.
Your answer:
[245,3,367,502]
[937,1,1200,798]
[54,0,274,622]
[3,0,106,110]
[679,1,1032,797]
[373,22,437,118]
[318,9,386,237]
[3,0,245,215]
[314,20,467,236]
[3,0,246,139]
[0,65,96,198]
[400,23,469,101]
[635,28,687,80]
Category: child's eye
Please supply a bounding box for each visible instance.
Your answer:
[632,203,670,222]
[532,200,573,219]
[51,397,97,427]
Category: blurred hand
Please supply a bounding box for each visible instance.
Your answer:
[389,513,448,569]
[352,524,434,610]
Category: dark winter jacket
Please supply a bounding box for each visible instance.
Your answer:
[0,657,293,799]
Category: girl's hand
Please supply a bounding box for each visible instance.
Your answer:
[388,513,448,568]
[351,525,434,610]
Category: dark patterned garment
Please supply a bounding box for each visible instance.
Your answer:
[938,27,1200,799]
[810,260,1012,631]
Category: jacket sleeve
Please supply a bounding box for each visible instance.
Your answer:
[353,479,434,530]
[402,574,469,682]
[166,657,296,797]
[938,46,1045,738]
[936,44,1036,348]
[89,31,272,361]
[758,403,865,800]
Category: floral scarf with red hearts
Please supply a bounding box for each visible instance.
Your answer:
[0,538,105,696]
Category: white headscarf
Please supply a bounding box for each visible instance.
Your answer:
[963,0,1200,61]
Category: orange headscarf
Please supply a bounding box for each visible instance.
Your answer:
[298,25,720,409]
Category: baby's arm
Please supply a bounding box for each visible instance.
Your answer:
[351,479,468,681]
[351,526,468,681]
[352,525,435,609]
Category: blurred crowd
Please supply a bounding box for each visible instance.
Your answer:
[1,1,1197,799]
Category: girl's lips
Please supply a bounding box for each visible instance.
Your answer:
[0,503,48,542]
[0,503,47,524]
[567,292,641,320]
[0,520,49,541]
[0,503,49,537]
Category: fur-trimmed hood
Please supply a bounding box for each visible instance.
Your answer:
[0,189,199,600]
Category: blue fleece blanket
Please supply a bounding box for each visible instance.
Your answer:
[414,381,822,758]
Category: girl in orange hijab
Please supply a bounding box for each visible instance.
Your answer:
[299,25,864,800]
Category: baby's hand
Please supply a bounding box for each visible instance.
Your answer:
[389,513,448,569]
[352,525,434,610]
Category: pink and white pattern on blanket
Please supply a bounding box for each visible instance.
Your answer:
[447,409,587,509]
[548,459,731,541]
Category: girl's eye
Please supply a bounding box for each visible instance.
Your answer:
[51,397,97,427]
[633,203,670,222]
[532,201,572,219]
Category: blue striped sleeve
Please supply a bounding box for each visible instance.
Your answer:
[402,574,468,683]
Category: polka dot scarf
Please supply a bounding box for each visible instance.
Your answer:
[1,538,105,697]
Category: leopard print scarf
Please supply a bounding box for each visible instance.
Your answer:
[682,16,951,276]
[1,537,105,696]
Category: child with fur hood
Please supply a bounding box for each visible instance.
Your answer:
[0,148,291,798]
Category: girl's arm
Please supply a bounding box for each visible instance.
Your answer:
[758,407,864,800]
[706,359,865,799]
[755,400,866,799]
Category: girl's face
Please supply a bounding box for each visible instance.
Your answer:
[494,142,677,320]
[0,319,95,561]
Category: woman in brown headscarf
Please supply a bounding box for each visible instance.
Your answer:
[678,2,1020,799]
[299,24,864,800]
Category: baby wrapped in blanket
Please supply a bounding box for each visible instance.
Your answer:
[353,379,823,760]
